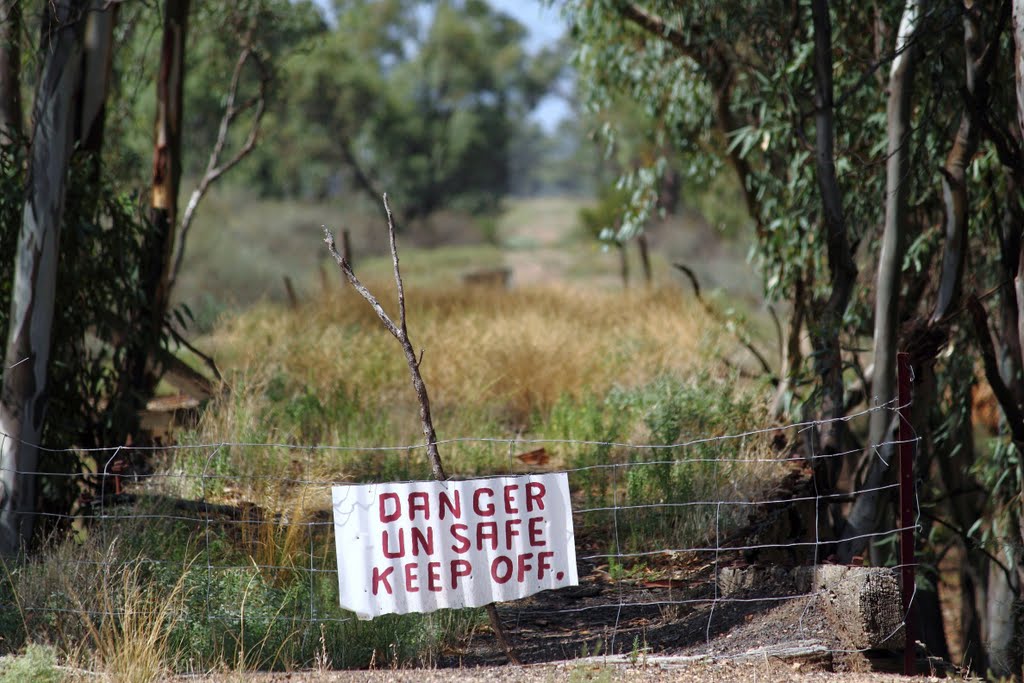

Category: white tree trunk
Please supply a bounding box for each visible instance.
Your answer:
[839,0,924,562]
[78,0,117,151]
[0,0,84,557]
[869,0,923,450]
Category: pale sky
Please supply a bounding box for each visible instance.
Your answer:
[488,0,570,131]
[487,0,566,54]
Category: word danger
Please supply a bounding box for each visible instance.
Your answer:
[332,473,577,619]
[372,483,560,595]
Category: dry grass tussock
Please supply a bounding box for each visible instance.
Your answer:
[4,538,191,683]
[200,282,718,434]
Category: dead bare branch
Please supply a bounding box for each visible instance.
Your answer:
[673,263,775,380]
[169,44,269,290]
[322,195,446,481]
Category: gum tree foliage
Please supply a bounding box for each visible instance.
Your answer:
[568,0,1024,674]
[281,0,561,221]
[106,0,323,186]
[0,0,294,555]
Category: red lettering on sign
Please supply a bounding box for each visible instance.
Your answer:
[409,491,430,521]
[528,517,545,546]
[450,523,470,553]
[404,562,419,592]
[517,552,535,582]
[372,566,394,595]
[426,562,442,592]
[439,490,461,520]
[473,487,495,516]
[451,559,472,589]
[526,482,545,511]
[503,485,519,513]
[476,521,499,550]
[504,518,522,549]
[538,551,554,579]
[491,556,513,584]
[382,529,405,558]
[410,526,434,556]
[379,492,401,522]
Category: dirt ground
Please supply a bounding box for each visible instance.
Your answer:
[178,553,965,683]
[182,662,928,682]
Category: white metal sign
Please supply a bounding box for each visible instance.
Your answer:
[332,473,578,619]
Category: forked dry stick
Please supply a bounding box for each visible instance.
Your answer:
[322,195,521,664]
[322,195,445,481]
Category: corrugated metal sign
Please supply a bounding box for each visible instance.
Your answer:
[332,473,578,619]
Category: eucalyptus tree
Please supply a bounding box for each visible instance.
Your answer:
[0,0,85,558]
[568,0,1024,673]
[0,0,288,557]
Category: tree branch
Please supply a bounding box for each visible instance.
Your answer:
[968,294,1024,443]
[931,0,1011,323]
[169,43,269,290]
[323,198,522,663]
[322,195,445,481]
[616,2,704,65]
[674,263,775,379]
[615,2,764,235]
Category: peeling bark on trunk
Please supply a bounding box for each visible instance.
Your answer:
[931,6,985,323]
[128,0,189,401]
[0,0,22,144]
[149,0,188,317]
[0,0,84,558]
[840,0,924,562]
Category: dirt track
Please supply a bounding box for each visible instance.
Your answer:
[182,660,927,682]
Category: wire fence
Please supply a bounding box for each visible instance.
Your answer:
[0,399,921,669]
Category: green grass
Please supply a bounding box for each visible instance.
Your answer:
[0,644,61,683]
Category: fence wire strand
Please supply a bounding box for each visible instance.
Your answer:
[0,398,933,666]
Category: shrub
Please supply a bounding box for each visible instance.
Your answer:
[0,643,62,683]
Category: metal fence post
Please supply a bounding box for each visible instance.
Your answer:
[897,351,916,675]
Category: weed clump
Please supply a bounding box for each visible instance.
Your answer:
[0,643,61,683]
